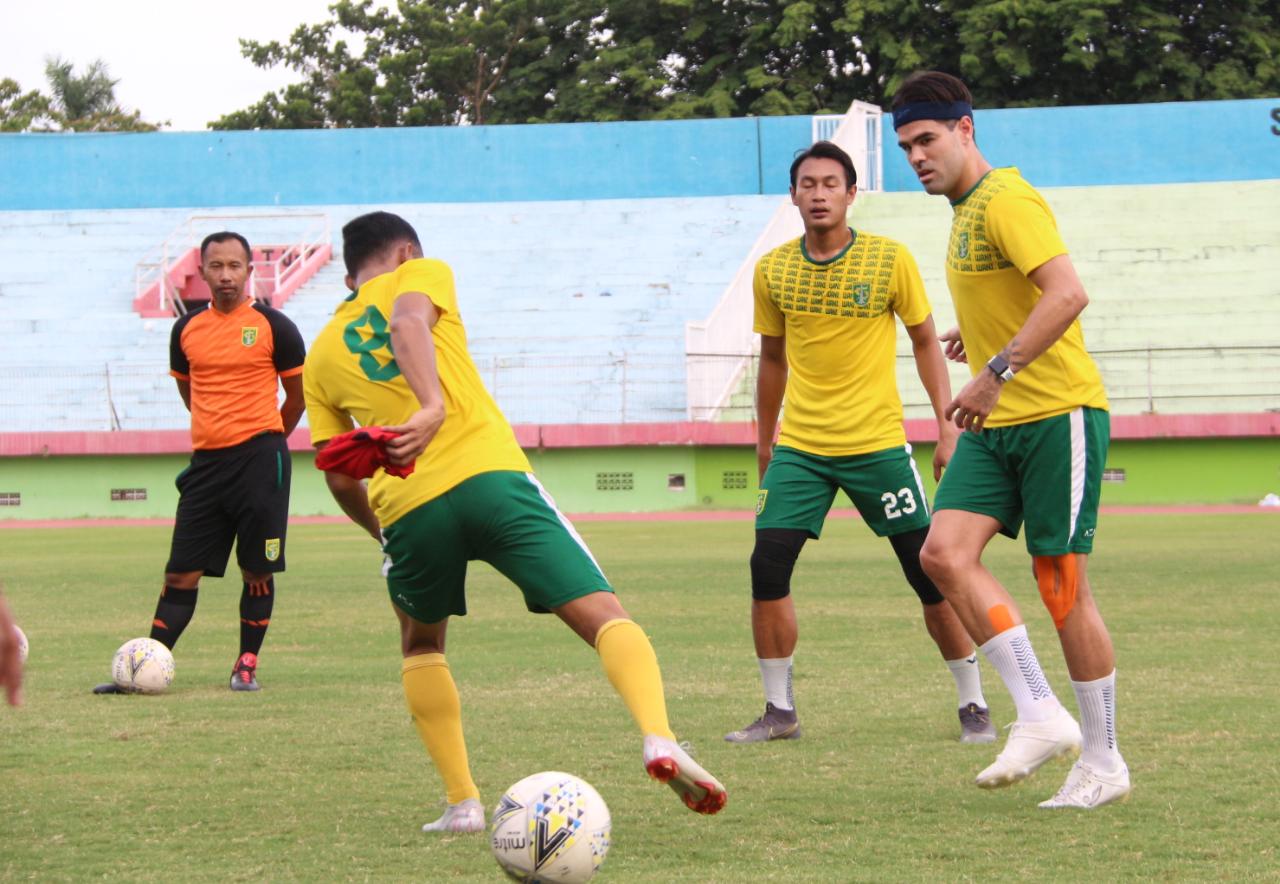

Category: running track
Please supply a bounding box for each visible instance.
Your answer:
[2,505,1275,530]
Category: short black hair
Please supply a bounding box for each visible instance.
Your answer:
[342,211,422,277]
[891,70,973,110]
[200,231,252,263]
[789,141,857,189]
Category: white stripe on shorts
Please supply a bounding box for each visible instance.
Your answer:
[903,442,930,517]
[524,473,607,578]
[1067,408,1086,545]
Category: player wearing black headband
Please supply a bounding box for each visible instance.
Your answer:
[891,71,1130,810]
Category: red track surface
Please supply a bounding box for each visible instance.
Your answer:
[2,504,1274,530]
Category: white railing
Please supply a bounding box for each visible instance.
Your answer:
[685,100,885,420]
[9,346,1272,434]
[134,213,331,315]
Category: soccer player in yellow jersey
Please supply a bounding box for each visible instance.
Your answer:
[304,211,726,832]
[725,141,995,746]
[893,71,1130,809]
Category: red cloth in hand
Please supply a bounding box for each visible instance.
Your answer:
[314,427,416,480]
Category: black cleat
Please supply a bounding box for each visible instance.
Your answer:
[93,682,126,694]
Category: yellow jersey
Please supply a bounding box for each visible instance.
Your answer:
[753,230,932,456]
[946,168,1108,426]
[304,258,531,527]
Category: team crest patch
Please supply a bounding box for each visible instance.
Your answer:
[852,283,871,308]
[755,490,768,516]
[241,326,259,347]
[264,538,280,561]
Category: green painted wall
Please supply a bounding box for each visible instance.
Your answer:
[0,438,1275,521]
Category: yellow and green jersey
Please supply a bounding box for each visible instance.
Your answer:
[303,258,531,528]
[946,167,1107,426]
[753,230,932,456]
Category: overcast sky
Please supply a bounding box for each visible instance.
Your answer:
[1,0,378,130]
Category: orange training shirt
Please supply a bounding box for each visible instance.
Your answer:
[169,299,306,450]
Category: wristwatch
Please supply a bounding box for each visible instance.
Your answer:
[986,354,1015,383]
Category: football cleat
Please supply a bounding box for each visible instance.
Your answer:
[229,652,260,692]
[958,702,997,744]
[421,797,485,833]
[724,702,802,743]
[643,735,727,815]
[1039,759,1131,809]
[975,704,1081,789]
[92,682,126,694]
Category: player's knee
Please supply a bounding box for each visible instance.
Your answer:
[918,536,960,586]
[1033,554,1079,630]
[165,571,201,590]
[889,528,945,605]
[750,529,805,601]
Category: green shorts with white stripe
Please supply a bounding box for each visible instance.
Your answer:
[381,470,613,624]
[933,407,1109,556]
[756,444,932,538]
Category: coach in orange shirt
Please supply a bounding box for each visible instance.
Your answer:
[95,231,306,693]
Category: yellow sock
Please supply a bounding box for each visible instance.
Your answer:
[402,653,480,805]
[595,618,675,740]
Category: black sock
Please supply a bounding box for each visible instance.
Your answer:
[239,578,275,657]
[150,585,198,650]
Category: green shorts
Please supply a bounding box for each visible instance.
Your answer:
[755,445,931,538]
[933,407,1109,555]
[381,471,613,624]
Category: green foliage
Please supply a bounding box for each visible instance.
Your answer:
[0,79,51,132]
[215,0,1280,129]
[0,58,161,133]
[1,515,1279,880]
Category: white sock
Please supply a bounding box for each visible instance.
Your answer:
[1072,670,1122,770]
[979,625,1059,722]
[945,654,987,709]
[758,656,794,711]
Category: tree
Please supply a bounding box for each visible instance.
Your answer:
[0,79,51,132]
[214,0,1280,129]
[41,57,161,132]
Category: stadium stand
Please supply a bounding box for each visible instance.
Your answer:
[0,196,780,430]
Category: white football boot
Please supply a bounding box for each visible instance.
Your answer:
[421,797,485,833]
[975,704,1082,789]
[1039,759,1131,809]
[643,735,728,815]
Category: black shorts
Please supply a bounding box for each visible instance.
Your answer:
[166,433,291,578]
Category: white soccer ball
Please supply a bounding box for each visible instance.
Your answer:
[490,771,611,883]
[13,625,27,665]
[111,638,174,694]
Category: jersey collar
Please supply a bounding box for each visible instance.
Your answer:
[800,227,857,266]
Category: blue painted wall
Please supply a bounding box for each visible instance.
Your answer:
[880,97,1280,192]
[1,98,1276,210]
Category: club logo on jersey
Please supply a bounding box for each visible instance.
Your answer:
[241,327,259,347]
[852,283,871,307]
[755,490,768,515]
[343,306,403,381]
[956,231,970,260]
[265,538,280,561]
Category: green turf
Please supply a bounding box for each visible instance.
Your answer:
[2,515,1277,881]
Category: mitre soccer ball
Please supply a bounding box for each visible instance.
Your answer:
[490,771,611,883]
[13,625,27,665]
[111,638,174,694]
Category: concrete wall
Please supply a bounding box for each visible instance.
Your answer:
[2,98,1276,210]
[2,438,1276,521]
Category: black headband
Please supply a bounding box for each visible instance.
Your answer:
[892,101,973,130]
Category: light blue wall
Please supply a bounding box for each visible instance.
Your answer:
[881,98,1280,191]
[0,117,812,210]
[1,98,1276,210]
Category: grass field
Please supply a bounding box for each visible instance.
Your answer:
[1,514,1277,882]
